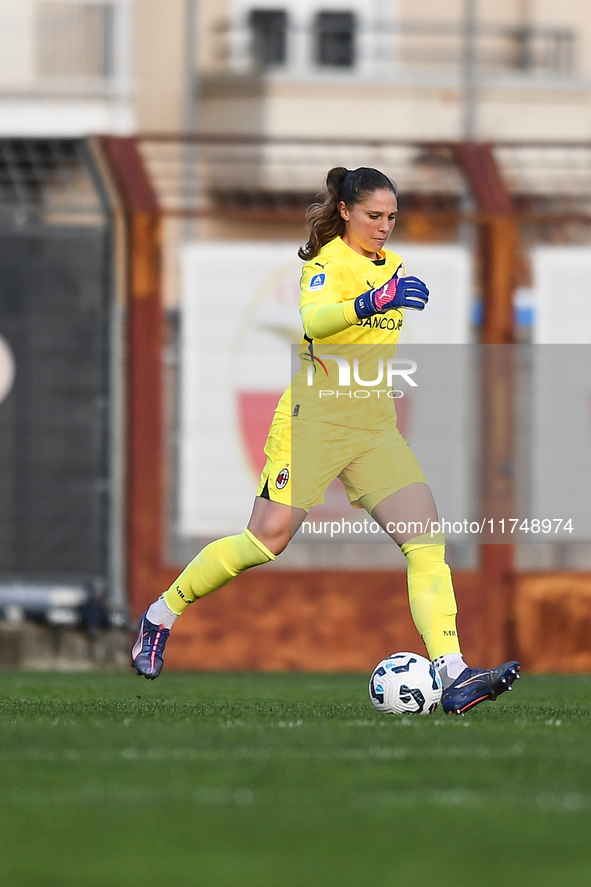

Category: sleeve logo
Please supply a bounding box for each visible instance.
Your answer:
[308,273,326,292]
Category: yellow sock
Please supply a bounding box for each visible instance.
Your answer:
[401,533,461,660]
[163,529,276,615]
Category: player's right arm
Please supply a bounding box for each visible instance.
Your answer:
[299,260,356,340]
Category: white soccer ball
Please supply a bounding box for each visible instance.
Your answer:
[369,652,442,715]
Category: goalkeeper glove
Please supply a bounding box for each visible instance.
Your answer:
[354,275,429,319]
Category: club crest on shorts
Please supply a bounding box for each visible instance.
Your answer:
[275,467,289,490]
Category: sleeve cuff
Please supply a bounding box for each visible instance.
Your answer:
[342,300,359,325]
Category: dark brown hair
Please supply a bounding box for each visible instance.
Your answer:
[298,166,397,260]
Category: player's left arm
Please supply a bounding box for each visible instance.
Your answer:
[301,274,429,339]
[353,275,429,319]
[300,299,358,339]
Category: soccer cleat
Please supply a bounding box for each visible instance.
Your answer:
[131,611,170,679]
[441,661,520,715]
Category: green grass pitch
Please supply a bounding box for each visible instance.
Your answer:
[1,671,590,887]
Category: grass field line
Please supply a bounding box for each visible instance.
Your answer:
[0,740,546,763]
[349,788,590,811]
[1,783,588,813]
[0,707,583,725]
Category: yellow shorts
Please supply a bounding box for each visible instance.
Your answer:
[256,413,427,512]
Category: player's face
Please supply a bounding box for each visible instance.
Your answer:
[339,189,398,259]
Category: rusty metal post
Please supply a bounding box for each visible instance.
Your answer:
[99,137,164,616]
[479,220,518,662]
[456,142,518,663]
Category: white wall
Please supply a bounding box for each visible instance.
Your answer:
[530,247,591,540]
[0,2,35,90]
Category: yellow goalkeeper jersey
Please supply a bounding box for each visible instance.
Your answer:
[275,236,407,430]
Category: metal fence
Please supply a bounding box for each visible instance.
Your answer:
[0,139,104,225]
[138,136,469,218]
[138,136,591,221]
[0,138,123,616]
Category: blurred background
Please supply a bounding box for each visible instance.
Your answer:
[0,0,590,674]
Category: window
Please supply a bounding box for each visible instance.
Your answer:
[249,10,288,69]
[37,2,117,82]
[316,11,356,68]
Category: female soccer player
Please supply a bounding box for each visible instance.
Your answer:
[132,167,520,714]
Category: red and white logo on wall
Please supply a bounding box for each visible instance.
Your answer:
[0,335,15,405]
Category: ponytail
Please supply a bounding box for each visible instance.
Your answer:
[298,166,396,260]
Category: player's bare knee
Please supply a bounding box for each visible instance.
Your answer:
[269,534,290,556]
[261,525,291,556]
[246,521,290,556]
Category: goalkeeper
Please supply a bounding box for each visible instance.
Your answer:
[132,166,520,715]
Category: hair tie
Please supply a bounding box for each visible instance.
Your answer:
[338,169,353,200]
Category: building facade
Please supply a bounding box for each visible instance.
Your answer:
[1,2,591,141]
[196,0,591,140]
